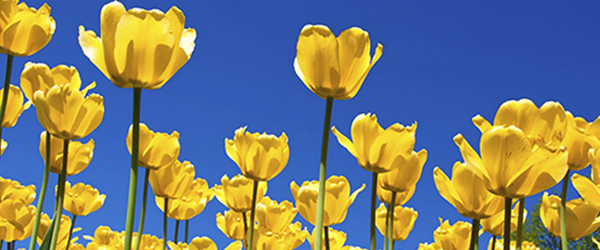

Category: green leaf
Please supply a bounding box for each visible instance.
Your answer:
[38,211,57,250]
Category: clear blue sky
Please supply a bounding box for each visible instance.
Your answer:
[2,1,600,249]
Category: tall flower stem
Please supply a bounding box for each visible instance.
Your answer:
[470,218,479,250]
[163,198,168,250]
[383,205,389,250]
[315,97,334,250]
[516,198,525,250]
[134,169,150,250]
[0,54,13,166]
[324,226,331,250]
[174,220,179,243]
[247,180,259,250]
[29,132,52,250]
[504,197,511,250]
[49,139,70,250]
[560,170,570,250]
[124,88,142,250]
[491,236,496,249]
[65,215,77,250]
[388,192,396,250]
[370,172,379,250]
[184,220,189,243]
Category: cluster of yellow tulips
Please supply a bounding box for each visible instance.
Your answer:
[0,1,599,250]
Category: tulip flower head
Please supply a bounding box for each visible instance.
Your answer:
[0,139,5,155]
[561,112,600,170]
[488,239,540,250]
[0,176,35,205]
[255,196,297,234]
[250,222,307,250]
[290,175,365,226]
[62,182,105,216]
[155,178,215,221]
[307,227,346,250]
[21,63,96,103]
[78,1,196,90]
[0,0,55,57]
[149,160,195,199]
[540,192,600,241]
[377,182,415,206]
[167,237,217,250]
[127,123,180,169]
[332,113,416,173]
[0,199,36,241]
[379,149,427,193]
[83,225,123,250]
[375,203,418,241]
[225,126,290,181]
[417,243,442,250]
[0,84,30,127]
[39,131,95,176]
[37,213,80,249]
[215,210,245,240]
[572,148,600,210]
[127,233,162,250]
[481,201,526,237]
[294,24,383,100]
[433,218,471,250]
[214,174,267,213]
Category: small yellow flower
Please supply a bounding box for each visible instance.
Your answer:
[32,84,104,140]
[37,213,80,249]
[216,210,245,240]
[379,149,427,193]
[214,174,267,213]
[62,182,105,216]
[307,227,346,250]
[561,112,600,170]
[155,178,214,221]
[0,0,55,56]
[433,163,505,219]
[488,238,540,250]
[433,218,471,250]
[377,183,414,206]
[39,131,95,176]
[540,192,600,241]
[149,160,194,199]
[481,201,525,237]
[20,62,96,103]
[250,222,307,250]
[127,233,162,250]
[0,199,36,241]
[255,196,297,234]
[375,204,418,241]
[168,237,217,250]
[332,113,416,173]
[83,225,123,250]
[0,176,35,205]
[290,175,365,226]
[0,84,31,127]
[417,243,442,250]
[78,1,196,90]
[225,126,289,181]
[294,24,383,100]
[127,123,180,169]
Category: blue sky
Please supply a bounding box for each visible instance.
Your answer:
[2,0,600,249]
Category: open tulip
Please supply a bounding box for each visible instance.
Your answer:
[0,84,30,127]
[377,183,415,206]
[540,192,600,241]
[488,239,540,250]
[0,176,35,205]
[155,178,214,221]
[0,199,36,241]
[148,160,194,199]
[62,182,105,216]
[294,24,383,100]
[32,84,104,140]
[379,149,427,193]
[37,213,80,249]
[290,175,365,226]
[83,225,123,250]
[250,222,307,250]
[332,113,416,173]
[572,148,600,210]
[307,227,347,250]
[126,233,162,250]
[433,218,471,250]
[214,174,267,213]
[255,196,297,234]
[78,1,196,90]
[20,63,96,103]
[216,210,246,240]
[225,126,289,181]
[561,112,600,170]
[127,123,180,169]
[39,131,94,176]
[481,201,525,236]
[375,203,418,241]
[167,237,217,250]
[0,0,55,57]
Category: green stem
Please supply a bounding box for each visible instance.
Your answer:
[370,172,378,250]
[174,220,179,243]
[242,211,248,246]
[504,197,511,250]
[184,220,189,244]
[65,215,77,250]
[0,54,13,166]
[560,170,570,250]
[492,236,496,249]
[134,168,150,250]
[29,132,51,250]
[383,203,389,250]
[516,198,525,250]
[163,198,168,250]
[324,226,330,250]
[470,218,479,250]
[315,97,334,250]
[124,88,142,250]
[49,139,69,250]
[247,180,259,250]
[388,192,396,250]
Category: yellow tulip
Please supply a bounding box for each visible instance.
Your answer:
[377,183,414,206]
[155,178,215,220]
[20,62,96,103]
[294,24,383,100]
[375,203,418,241]
[379,149,427,193]
[0,0,55,56]
[255,196,297,234]
[417,243,442,250]
[561,112,600,170]
[290,175,365,226]
[593,237,600,250]
[0,139,5,155]
[83,225,123,250]
[481,201,526,236]
[225,126,289,181]
[540,192,600,241]
[168,237,217,250]
[37,213,80,249]
[216,210,245,240]
[433,218,471,250]
[0,84,30,127]
[148,160,194,199]
[0,199,35,241]
[340,247,367,250]
[127,123,180,169]
[0,176,35,205]
[78,1,196,90]
[127,232,162,250]
[433,163,504,219]
[454,126,568,199]
[307,227,346,250]
[473,99,567,147]
[488,239,540,250]
[39,131,94,176]
[214,174,267,213]
[250,222,307,250]
[572,149,600,209]
[32,84,104,140]
[223,241,242,250]
[62,182,105,216]
[332,113,416,173]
